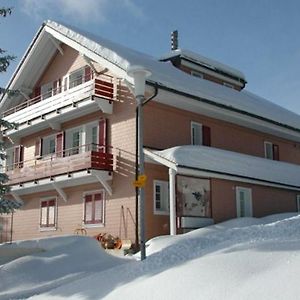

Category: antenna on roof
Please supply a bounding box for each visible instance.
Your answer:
[171,30,178,50]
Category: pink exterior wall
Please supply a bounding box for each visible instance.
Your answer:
[211,178,298,223]
[6,44,138,243]
[144,101,300,165]
[144,163,170,239]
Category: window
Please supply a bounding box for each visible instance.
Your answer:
[191,122,211,146]
[191,122,203,145]
[69,68,84,89]
[65,127,83,155]
[42,135,56,156]
[191,70,204,79]
[84,191,105,225]
[154,180,169,214]
[264,141,279,161]
[297,195,300,213]
[236,187,252,217]
[6,147,14,171]
[41,82,53,100]
[40,198,57,228]
[86,122,99,151]
[6,145,23,170]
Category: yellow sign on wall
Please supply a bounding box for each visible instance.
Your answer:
[133,174,147,188]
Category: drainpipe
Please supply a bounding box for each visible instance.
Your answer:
[134,83,158,250]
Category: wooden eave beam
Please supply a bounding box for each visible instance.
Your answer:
[49,36,64,55]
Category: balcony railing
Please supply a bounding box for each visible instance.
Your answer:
[2,73,119,118]
[6,144,114,185]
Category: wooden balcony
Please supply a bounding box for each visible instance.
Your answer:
[2,73,121,137]
[6,144,114,186]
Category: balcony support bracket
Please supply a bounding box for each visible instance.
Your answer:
[93,97,113,114]
[11,192,23,204]
[47,121,61,131]
[52,183,67,202]
[93,172,112,196]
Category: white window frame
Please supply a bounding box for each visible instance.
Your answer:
[264,141,274,160]
[191,121,203,145]
[236,187,253,218]
[297,195,300,213]
[39,196,58,231]
[153,180,169,215]
[82,189,105,228]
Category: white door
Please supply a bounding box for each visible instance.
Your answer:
[236,187,252,217]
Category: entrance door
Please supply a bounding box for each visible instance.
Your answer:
[236,187,252,217]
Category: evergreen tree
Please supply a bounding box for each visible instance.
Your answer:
[0,7,22,214]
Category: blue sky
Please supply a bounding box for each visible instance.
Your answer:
[1,0,300,113]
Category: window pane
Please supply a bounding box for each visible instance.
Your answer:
[94,199,103,222]
[265,143,273,159]
[41,206,48,226]
[155,184,161,210]
[191,123,202,145]
[41,82,53,100]
[69,69,84,88]
[48,205,55,226]
[85,201,93,222]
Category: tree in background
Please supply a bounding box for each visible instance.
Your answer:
[0,7,22,214]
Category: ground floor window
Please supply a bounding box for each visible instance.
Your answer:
[153,180,169,215]
[84,190,105,225]
[177,176,211,217]
[236,187,252,217]
[40,198,57,228]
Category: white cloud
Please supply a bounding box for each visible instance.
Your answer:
[21,0,143,23]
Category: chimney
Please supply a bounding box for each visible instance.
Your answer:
[171,30,178,50]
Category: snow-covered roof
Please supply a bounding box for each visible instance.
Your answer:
[160,49,246,81]
[145,145,300,190]
[44,21,300,133]
[2,20,300,136]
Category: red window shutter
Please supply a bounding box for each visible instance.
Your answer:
[56,132,64,157]
[202,126,211,146]
[34,87,41,101]
[273,144,279,161]
[35,138,42,158]
[84,66,92,82]
[99,119,107,153]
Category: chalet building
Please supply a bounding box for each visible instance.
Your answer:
[1,21,300,244]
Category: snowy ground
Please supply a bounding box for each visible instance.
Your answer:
[1,213,300,300]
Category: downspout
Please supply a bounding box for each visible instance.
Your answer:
[134,83,158,250]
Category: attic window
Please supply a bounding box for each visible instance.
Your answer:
[191,70,204,79]
[223,82,234,89]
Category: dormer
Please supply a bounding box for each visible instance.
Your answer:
[160,31,246,90]
[160,49,247,91]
